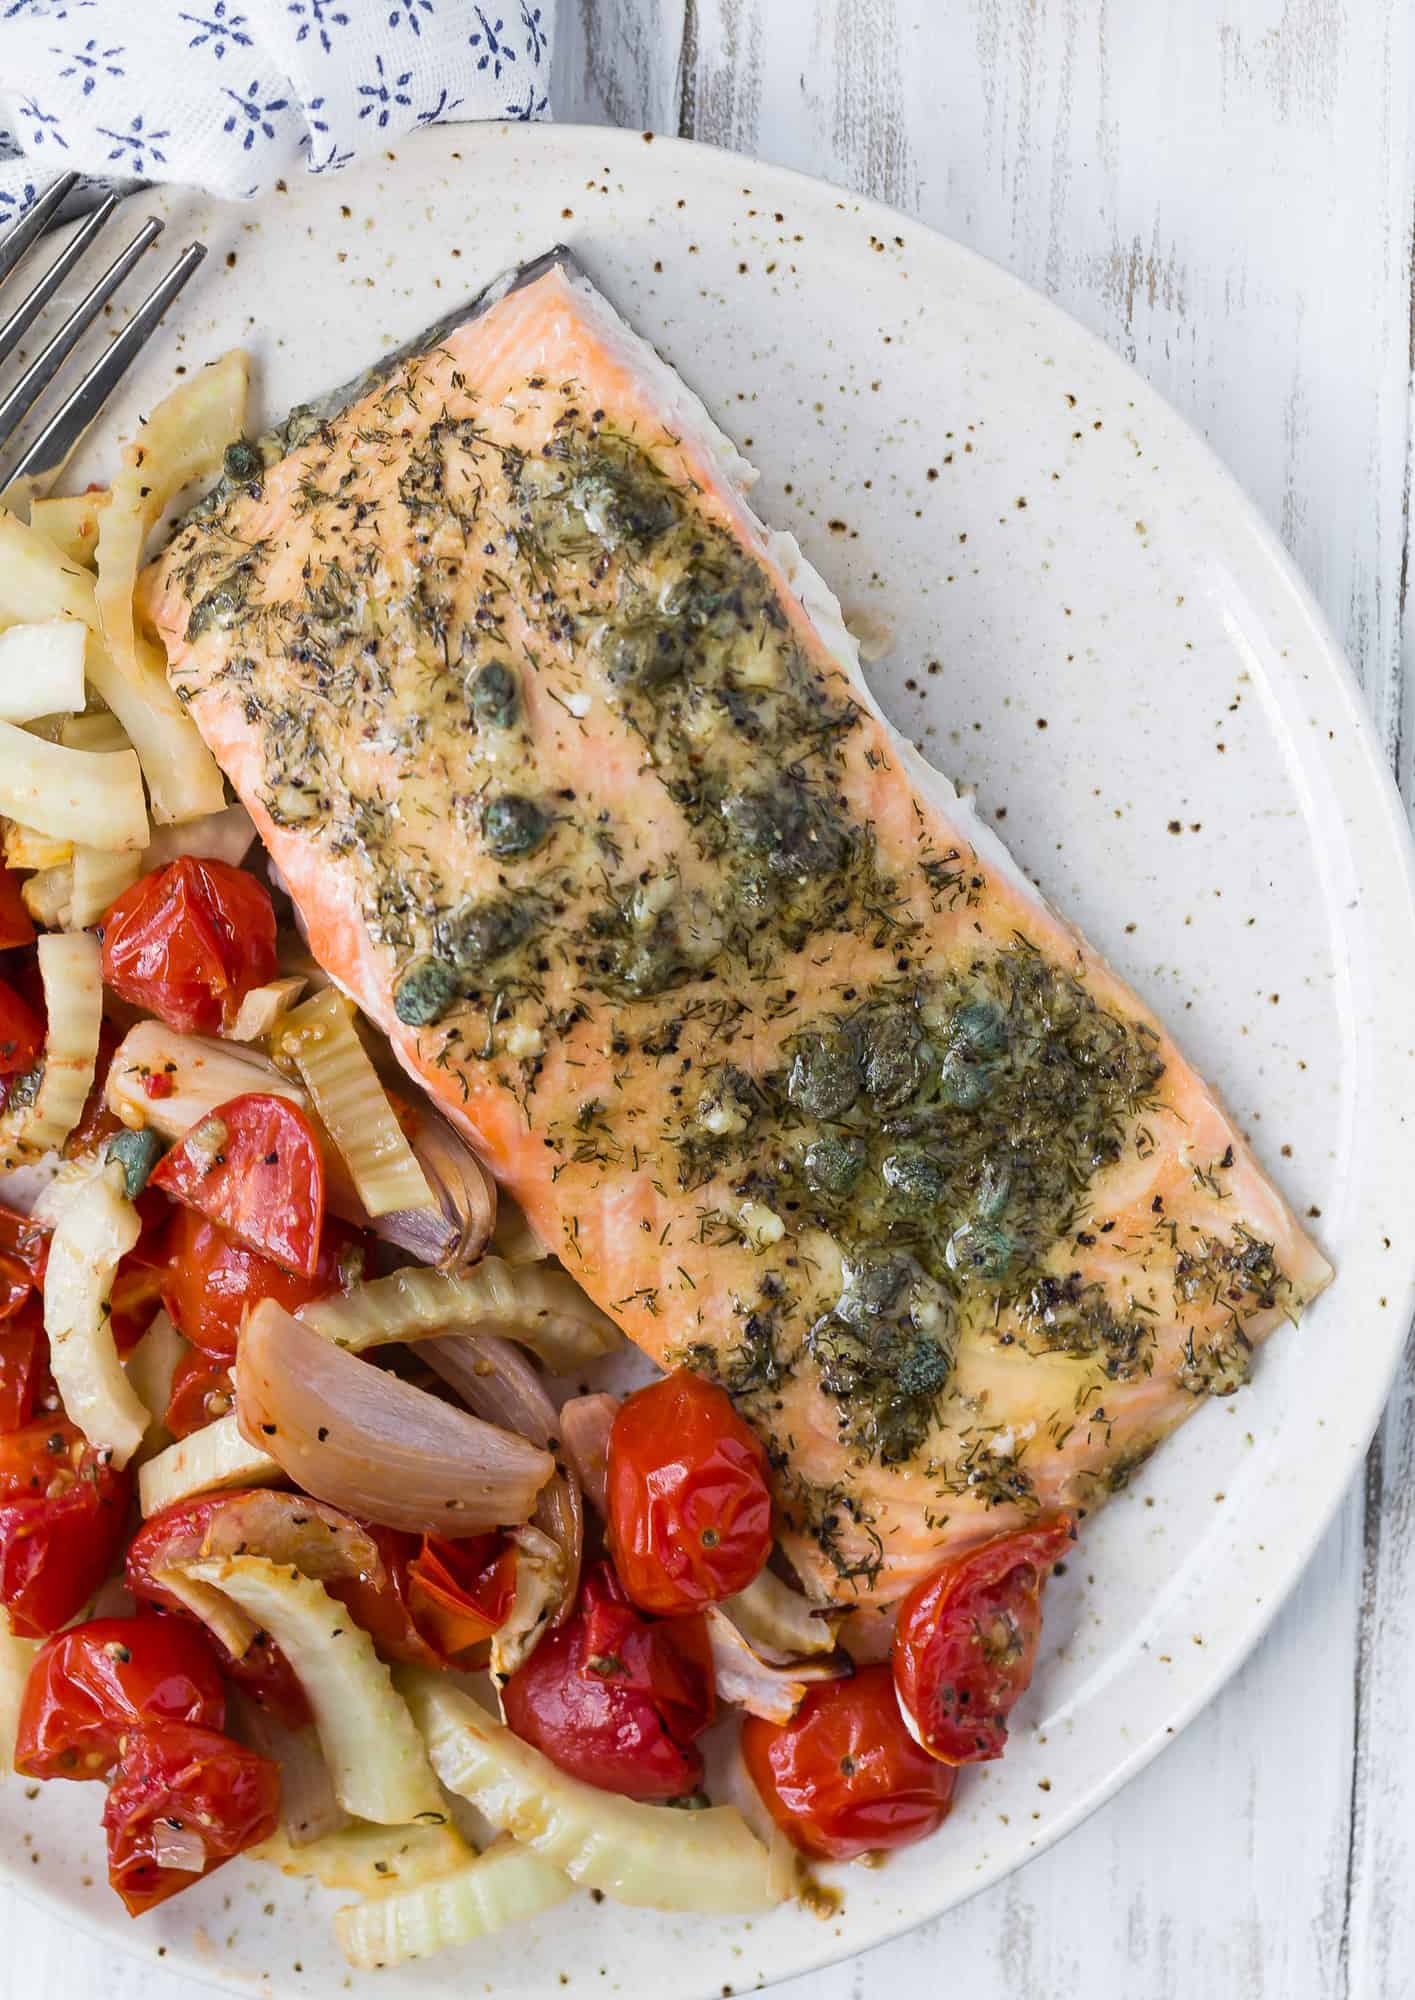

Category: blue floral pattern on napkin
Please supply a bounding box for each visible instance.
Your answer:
[0,0,555,219]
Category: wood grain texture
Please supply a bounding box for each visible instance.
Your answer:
[1,6,1410,1999]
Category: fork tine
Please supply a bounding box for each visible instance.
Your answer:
[0,241,207,500]
[0,193,119,365]
[0,172,79,289]
[0,216,164,458]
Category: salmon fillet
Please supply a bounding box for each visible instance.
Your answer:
[142,250,1331,1610]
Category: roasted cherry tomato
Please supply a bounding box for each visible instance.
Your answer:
[163,1348,234,1439]
[892,1518,1074,1764]
[0,1418,133,1637]
[100,858,277,1037]
[0,869,35,951]
[15,1615,225,1781]
[0,1307,45,1431]
[607,1369,772,1615]
[406,1533,518,1660]
[0,1201,50,1284]
[150,1093,325,1278]
[107,1188,172,1354]
[158,1207,366,1361]
[0,977,42,1078]
[102,1723,280,1916]
[743,1663,955,1862]
[502,1560,714,1800]
[125,1501,312,1729]
[62,1016,123,1160]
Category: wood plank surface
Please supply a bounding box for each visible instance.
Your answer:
[0,6,1409,1998]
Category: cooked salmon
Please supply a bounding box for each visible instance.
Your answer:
[142,249,1331,1611]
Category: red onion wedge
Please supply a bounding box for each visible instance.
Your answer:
[558,1393,618,1518]
[703,1606,851,1724]
[235,1300,553,1536]
[423,1333,582,1621]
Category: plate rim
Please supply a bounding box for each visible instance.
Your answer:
[6,117,1414,1994]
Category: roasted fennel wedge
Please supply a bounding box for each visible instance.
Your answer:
[334,1837,573,1970]
[182,1556,445,1827]
[400,1671,782,1914]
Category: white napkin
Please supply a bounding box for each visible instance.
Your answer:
[0,0,554,222]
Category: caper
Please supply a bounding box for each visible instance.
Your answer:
[394,954,460,1027]
[571,460,675,550]
[481,794,549,859]
[863,1010,931,1110]
[723,784,846,880]
[950,998,1009,1062]
[221,439,262,485]
[881,1148,947,1208]
[604,621,685,689]
[787,1035,861,1119]
[803,1133,867,1198]
[838,1253,913,1325]
[440,895,536,970]
[940,1049,994,1109]
[469,660,519,727]
[946,1218,1016,1282]
[105,1127,166,1200]
[894,1335,954,1400]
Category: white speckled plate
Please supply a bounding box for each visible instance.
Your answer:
[8,123,1414,1996]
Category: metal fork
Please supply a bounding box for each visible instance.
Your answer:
[0,171,207,501]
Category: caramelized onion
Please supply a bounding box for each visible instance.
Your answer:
[558,1393,618,1518]
[235,1301,553,1536]
[703,1606,850,1724]
[423,1334,582,1619]
[375,1109,495,1272]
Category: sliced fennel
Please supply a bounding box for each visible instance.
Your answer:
[277,988,433,1218]
[3,820,71,870]
[20,864,71,929]
[42,1159,147,1466]
[226,976,306,1043]
[723,1567,840,1662]
[0,621,86,721]
[0,720,147,850]
[1,931,103,1166]
[333,1838,572,1970]
[0,1619,38,1778]
[124,1307,186,1463]
[137,1409,282,1517]
[29,490,105,567]
[95,349,248,682]
[183,1556,445,1827]
[300,1259,620,1370]
[253,1817,472,1895]
[59,710,130,754]
[0,508,224,824]
[69,842,142,927]
[401,1672,782,1914]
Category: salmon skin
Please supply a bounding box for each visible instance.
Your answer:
[145,248,1331,1610]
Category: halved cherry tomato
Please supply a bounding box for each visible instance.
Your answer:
[0,978,42,1078]
[0,1418,133,1637]
[0,869,35,951]
[102,1722,280,1916]
[0,1307,44,1431]
[607,1369,772,1616]
[502,1560,714,1800]
[150,1093,325,1277]
[158,1207,366,1361]
[406,1533,518,1660]
[0,1256,32,1322]
[743,1662,955,1862]
[0,1202,50,1284]
[100,858,277,1036]
[108,1188,173,1354]
[15,1615,225,1781]
[164,1349,234,1439]
[892,1518,1074,1765]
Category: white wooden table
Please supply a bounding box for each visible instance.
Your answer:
[3,5,1411,1996]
